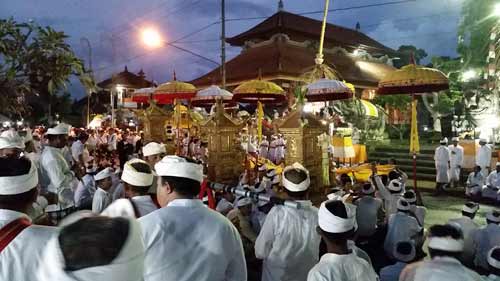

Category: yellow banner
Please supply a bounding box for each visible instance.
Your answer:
[409,99,420,154]
[257,101,263,143]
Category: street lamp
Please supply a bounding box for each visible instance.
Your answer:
[461,69,477,82]
[494,3,500,17]
[141,28,163,48]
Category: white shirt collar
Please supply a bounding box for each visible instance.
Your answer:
[0,209,31,223]
[431,256,462,264]
[320,252,356,263]
[167,198,203,207]
[296,200,313,208]
[97,187,110,195]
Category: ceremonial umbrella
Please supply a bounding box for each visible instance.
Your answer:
[192,85,234,108]
[131,87,155,103]
[153,74,197,104]
[377,58,449,203]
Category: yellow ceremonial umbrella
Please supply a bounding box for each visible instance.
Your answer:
[377,56,449,201]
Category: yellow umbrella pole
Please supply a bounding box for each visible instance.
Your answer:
[409,94,423,204]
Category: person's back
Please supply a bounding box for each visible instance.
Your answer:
[257,204,319,281]
[0,157,57,281]
[448,203,480,266]
[140,155,246,281]
[141,199,244,281]
[307,252,374,281]
[256,162,320,281]
[474,211,500,270]
[414,256,481,281]
[355,195,383,237]
[384,201,421,259]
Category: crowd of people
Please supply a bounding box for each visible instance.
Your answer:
[0,123,499,281]
[434,137,500,203]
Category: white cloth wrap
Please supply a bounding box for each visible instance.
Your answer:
[121,159,153,187]
[236,197,253,207]
[362,184,375,195]
[0,130,25,149]
[388,179,402,192]
[36,216,145,281]
[155,155,203,183]
[462,204,478,214]
[486,211,500,223]
[282,162,310,192]
[397,199,411,211]
[94,167,113,181]
[0,159,38,195]
[393,241,416,263]
[428,237,464,252]
[487,247,500,269]
[47,123,71,135]
[318,200,357,233]
[102,199,136,219]
[142,142,165,157]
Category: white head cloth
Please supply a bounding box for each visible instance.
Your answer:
[155,155,203,183]
[282,162,310,192]
[451,137,459,142]
[46,123,71,135]
[142,142,165,157]
[487,246,500,269]
[397,198,411,211]
[121,159,153,187]
[326,189,345,201]
[480,138,487,143]
[36,214,145,281]
[318,200,357,233]
[0,130,25,149]
[0,159,38,195]
[440,137,448,144]
[258,164,267,172]
[462,202,479,214]
[486,210,500,223]
[393,241,416,263]
[388,179,403,192]
[428,236,464,252]
[101,199,136,219]
[236,197,253,207]
[95,168,113,181]
[404,190,417,203]
[496,162,500,167]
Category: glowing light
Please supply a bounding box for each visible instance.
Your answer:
[303,103,314,113]
[141,28,163,48]
[115,85,125,92]
[353,49,363,56]
[494,3,500,17]
[461,69,477,82]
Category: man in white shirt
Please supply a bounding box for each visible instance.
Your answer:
[355,182,384,239]
[434,138,450,194]
[259,136,269,159]
[400,224,482,281]
[37,215,145,281]
[448,137,464,188]
[71,132,88,167]
[404,190,426,227]
[307,200,377,281]
[92,168,113,213]
[102,159,158,218]
[477,138,492,177]
[384,198,422,260]
[466,165,485,198]
[268,135,278,164]
[142,142,166,195]
[379,241,416,281]
[107,128,117,151]
[371,166,404,218]
[485,246,500,281]
[0,157,56,281]
[473,210,500,271]
[216,189,236,216]
[74,164,97,209]
[140,156,246,281]
[0,129,25,158]
[255,163,320,281]
[447,202,480,267]
[40,123,76,209]
[484,163,500,202]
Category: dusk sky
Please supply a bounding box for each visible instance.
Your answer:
[1,0,463,99]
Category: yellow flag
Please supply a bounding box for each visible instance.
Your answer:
[257,101,263,142]
[409,99,420,154]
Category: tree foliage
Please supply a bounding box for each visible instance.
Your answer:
[394,45,428,68]
[0,18,96,122]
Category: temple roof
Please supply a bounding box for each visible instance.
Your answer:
[226,11,394,55]
[191,37,395,88]
[97,66,154,89]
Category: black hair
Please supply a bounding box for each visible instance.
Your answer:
[46,134,61,142]
[339,174,351,185]
[428,224,463,259]
[487,211,500,224]
[161,176,201,198]
[125,162,153,195]
[461,202,478,219]
[388,171,401,181]
[320,200,355,241]
[396,241,414,260]
[0,157,37,208]
[403,191,416,204]
[59,216,130,271]
[284,168,309,198]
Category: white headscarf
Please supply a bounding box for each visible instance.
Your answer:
[0,129,25,149]
[36,214,145,281]
[318,200,357,233]
[121,159,154,187]
[0,159,38,195]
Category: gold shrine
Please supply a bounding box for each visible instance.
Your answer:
[200,103,245,184]
[137,102,199,153]
[277,108,328,192]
